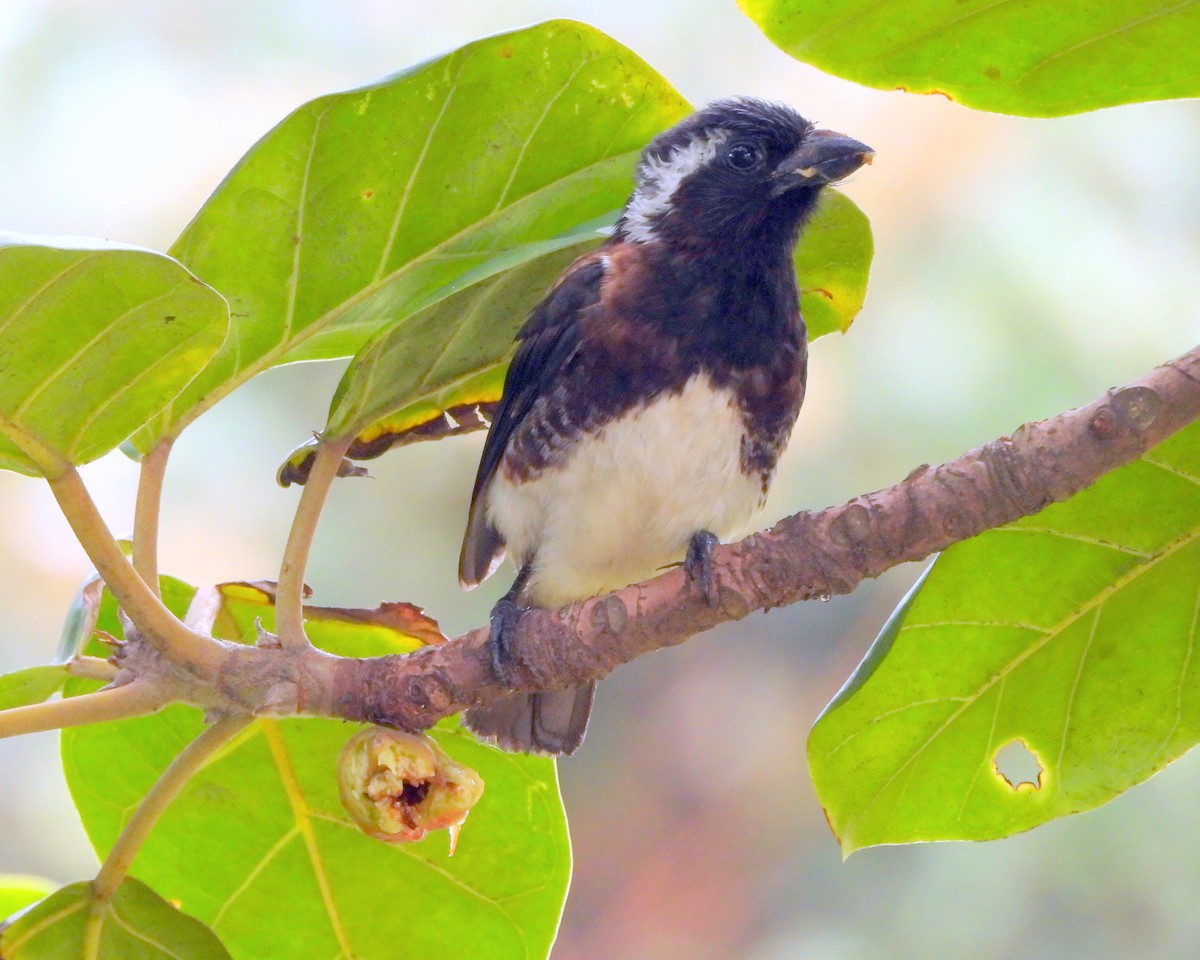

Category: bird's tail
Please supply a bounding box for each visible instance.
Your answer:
[464,682,595,756]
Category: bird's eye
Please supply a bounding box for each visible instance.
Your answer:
[727,143,761,170]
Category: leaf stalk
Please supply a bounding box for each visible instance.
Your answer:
[275,434,353,649]
[47,468,225,677]
[132,438,174,598]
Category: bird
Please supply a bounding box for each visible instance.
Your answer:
[458,97,872,755]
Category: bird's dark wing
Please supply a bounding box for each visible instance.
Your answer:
[458,251,608,588]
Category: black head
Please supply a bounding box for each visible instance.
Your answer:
[613,98,872,256]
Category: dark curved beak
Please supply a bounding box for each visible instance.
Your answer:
[771,129,874,196]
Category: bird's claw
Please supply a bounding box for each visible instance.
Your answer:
[487,594,525,688]
[685,530,721,607]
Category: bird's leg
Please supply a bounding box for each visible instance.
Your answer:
[488,563,532,687]
[685,530,721,607]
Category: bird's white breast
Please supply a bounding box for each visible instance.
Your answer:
[485,373,767,607]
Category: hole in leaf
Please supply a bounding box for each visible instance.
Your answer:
[992,739,1044,791]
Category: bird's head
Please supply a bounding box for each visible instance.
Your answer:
[614,98,872,255]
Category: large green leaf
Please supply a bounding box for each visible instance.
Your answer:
[810,421,1200,854]
[280,153,872,479]
[740,0,1200,117]
[322,187,872,442]
[321,236,600,456]
[132,20,688,450]
[62,581,570,960]
[0,879,231,960]
[0,234,228,476]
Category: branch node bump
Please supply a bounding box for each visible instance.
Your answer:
[593,595,628,636]
[1110,385,1162,432]
[833,502,872,546]
[1088,405,1117,439]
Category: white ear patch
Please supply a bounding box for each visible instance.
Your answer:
[621,129,729,243]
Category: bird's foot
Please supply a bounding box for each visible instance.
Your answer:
[685,530,721,607]
[487,572,530,687]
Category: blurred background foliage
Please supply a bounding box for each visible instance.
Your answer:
[0,1,1197,958]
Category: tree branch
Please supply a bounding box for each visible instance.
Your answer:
[317,343,1200,730]
[62,345,1200,741]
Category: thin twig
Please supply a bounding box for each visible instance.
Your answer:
[132,438,174,598]
[83,713,250,957]
[47,468,226,678]
[276,434,353,649]
[0,682,167,740]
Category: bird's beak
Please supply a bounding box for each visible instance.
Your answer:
[771,129,874,196]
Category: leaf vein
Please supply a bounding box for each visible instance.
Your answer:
[261,721,353,958]
[1142,454,1200,487]
[282,105,332,341]
[902,619,1051,634]
[66,321,218,458]
[0,251,102,340]
[0,895,87,953]
[958,675,1006,818]
[1023,0,1199,80]
[411,254,530,395]
[1056,605,1102,773]
[210,825,300,929]
[373,58,467,284]
[108,901,189,960]
[493,57,593,212]
[9,285,182,422]
[994,525,1151,558]
[1149,570,1200,762]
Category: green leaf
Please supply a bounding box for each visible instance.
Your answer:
[323,235,599,450]
[809,421,1200,853]
[132,19,689,450]
[63,580,570,960]
[0,875,56,921]
[288,150,871,476]
[739,0,1200,117]
[0,234,229,477]
[0,879,231,960]
[0,665,69,710]
[798,189,873,340]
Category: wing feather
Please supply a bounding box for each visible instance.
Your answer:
[458,252,608,588]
